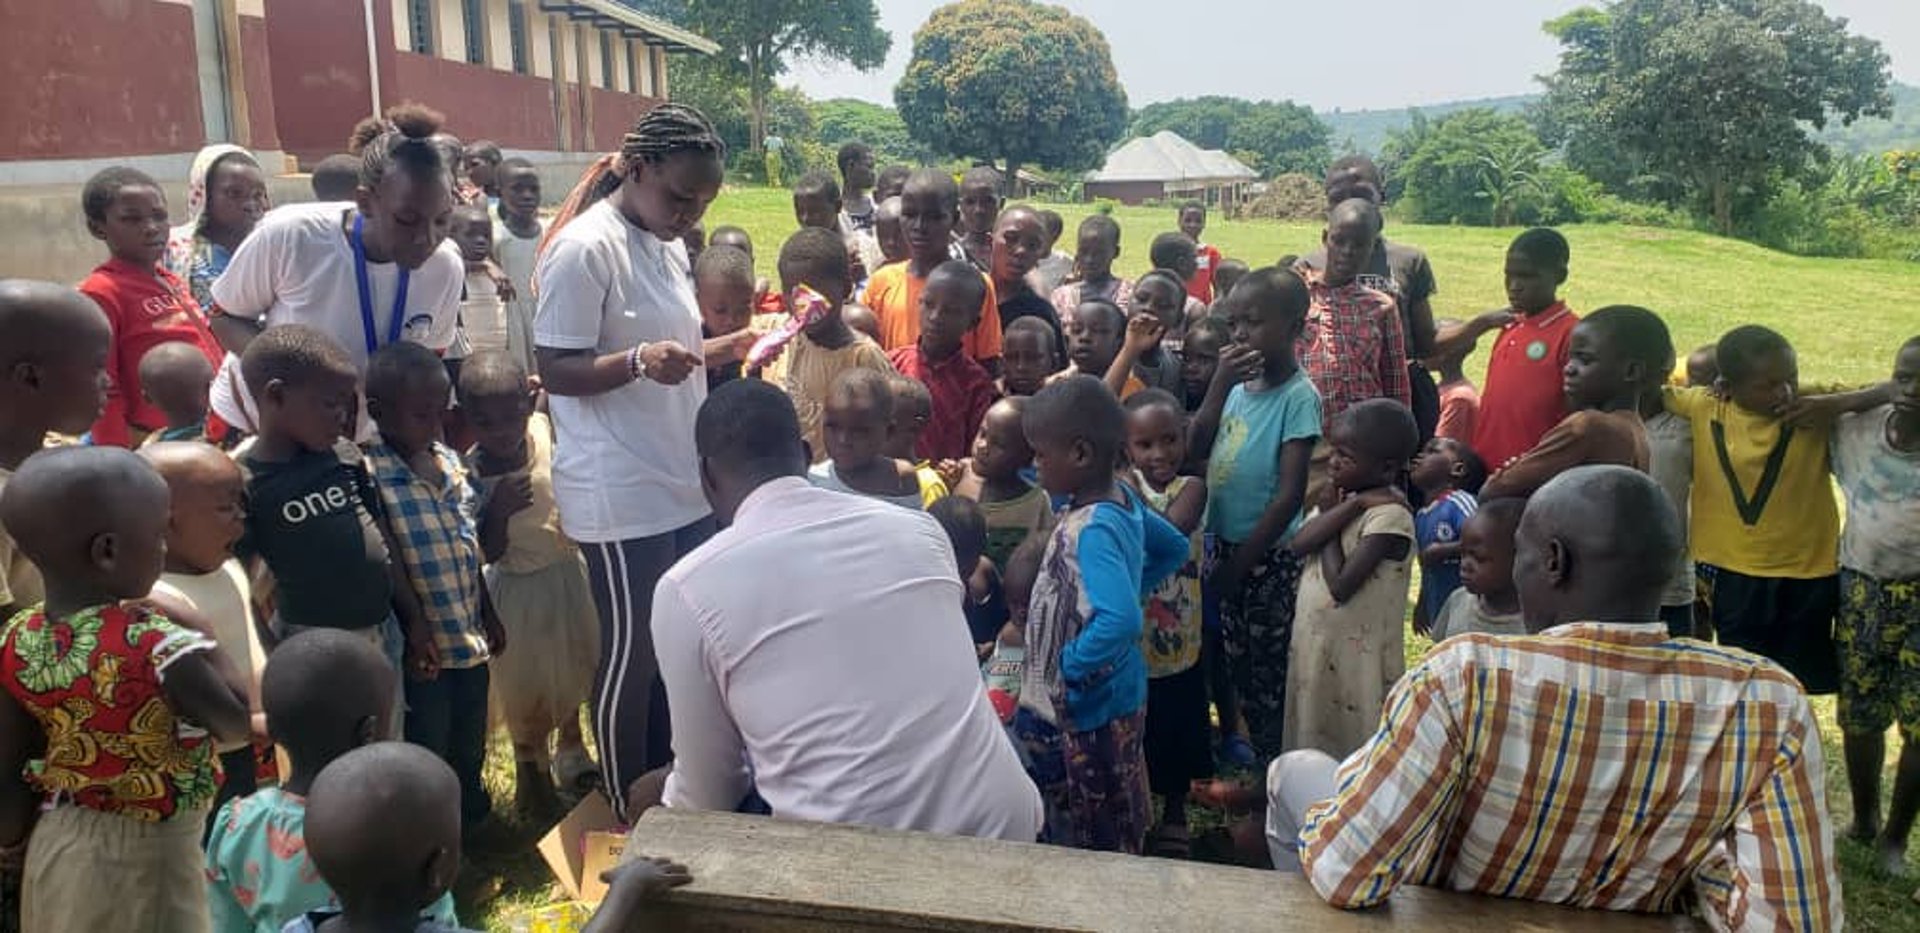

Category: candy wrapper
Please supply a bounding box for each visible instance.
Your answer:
[745,284,830,370]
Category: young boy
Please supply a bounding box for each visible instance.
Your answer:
[1177,201,1223,304]
[78,166,224,448]
[1294,198,1409,503]
[492,157,544,374]
[0,280,112,621]
[137,341,216,445]
[694,244,758,390]
[809,368,935,510]
[1016,375,1188,853]
[1409,436,1487,635]
[954,397,1054,569]
[1123,270,1191,394]
[1211,259,1249,310]
[1640,343,1699,637]
[864,171,1003,371]
[1437,228,1577,471]
[205,631,461,933]
[1686,343,1719,388]
[928,495,1008,654]
[710,226,783,316]
[1050,214,1132,322]
[1180,316,1228,413]
[0,446,251,932]
[793,170,881,288]
[450,205,508,358]
[1480,305,1669,500]
[837,142,878,233]
[460,141,503,206]
[361,341,503,829]
[884,374,951,504]
[1430,318,1481,443]
[958,166,1003,273]
[142,442,270,819]
[767,228,896,459]
[310,154,362,203]
[873,196,909,267]
[887,260,999,462]
[1031,209,1075,299]
[874,164,912,203]
[1428,498,1526,641]
[1832,336,1920,875]
[1147,233,1209,335]
[1000,317,1060,398]
[236,327,417,693]
[1063,298,1144,399]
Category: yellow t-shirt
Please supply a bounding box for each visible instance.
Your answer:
[1665,387,1837,578]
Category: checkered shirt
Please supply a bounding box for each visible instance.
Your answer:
[1295,269,1410,422]
[363,437,490,668]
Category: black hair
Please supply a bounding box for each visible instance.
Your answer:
[928,495,987,560]
[1531,465,1681,599]
[1326,154,1383,187]
[578,102,726,203]
[1075,296,1125,331]
[1134,269,1187,306]
[961,166,1002,193]
[708,225,750,249]
[454,349,529,404]
[1902,335,1920,354]
[830,367,897,421]
[1123,387,1184,416]
[1037,209,1064,241]
[777,228,851,293]
[1025,373,1125,465]
[1216,258,1249,276]
[1336,398,1420,463]
[81,166,160,223]
[262,630,395,771]
[1328,197,1383,235]
[1185,314,1229,347]
[836,141,873,176]
[240,324,356,393]
[887,373,932,418]
[1178,200,1206,217]
[464,140,502,163]
[0,445,168,570]
[349,102,462,191]
[1473,496,1526,535]
[364,339,448,404]
[875,164,912,193]
[305,743,460,909]
[793,170,840,204]
[695,379,806,477]
[926,260,987,309]
[1149,232,1197,270]
[137,341,214,401]
[1581,305,1674,374]
[450,202,491,225]
[1232,267,1310,324]
[1004,315,1057,350]
[1446,439,1490,494]
[904,168,959,209]
[694,243,754,287]
[1509,227,1570,270]
[311,154,363,201]
[1078,213,1120,244]
[498,156,537,177]
[1715,325,1794,386]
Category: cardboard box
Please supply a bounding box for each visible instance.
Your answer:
[536,793,631,904]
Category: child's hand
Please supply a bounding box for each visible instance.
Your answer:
[1475,309,1516,332]
[601,856,693,899]
[1123,313,1165,356]
[488,473,535,519]
[405,629,442,682]
[725,328,761,364]
[1215,344,1264,385]
[1315,481,1344,513]
[483,604,509,657]
[488,262,517,303]
[936,458,968,489]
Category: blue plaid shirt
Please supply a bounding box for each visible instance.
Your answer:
[363,436,491,669]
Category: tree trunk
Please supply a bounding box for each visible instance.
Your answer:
[747,46,765,155]
[1002,155,1021,198]
[1712,177,1732,236]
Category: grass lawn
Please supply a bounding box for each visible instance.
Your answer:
[462,186,1920,931]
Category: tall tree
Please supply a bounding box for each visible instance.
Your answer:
[1131,97,1331,176]
[646,0,889,154]
[1537,0,1891,233]
[894,0,1128,190]
[1391,109,1551,226]
[812,99,937,166]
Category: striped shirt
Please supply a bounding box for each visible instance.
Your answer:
[1298,622,1839,931]
[363,437,491,669]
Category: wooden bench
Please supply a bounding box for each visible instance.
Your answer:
[626,809,1702,932]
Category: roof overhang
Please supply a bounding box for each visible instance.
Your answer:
[535,0,718,54]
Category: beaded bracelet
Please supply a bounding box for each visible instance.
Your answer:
[628,343,648,382]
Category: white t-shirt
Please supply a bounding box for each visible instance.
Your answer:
[534,199,708,542]
[1833,405,1920,580]
[207,202,463,433]
[153,561,266,749]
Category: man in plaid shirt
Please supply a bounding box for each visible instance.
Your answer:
[1271,466,1840,930]
[363,342,505,828]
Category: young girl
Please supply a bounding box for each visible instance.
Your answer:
[1016,375,1187,853]
[810,368,935,509]
[1283,399,1420,758]
[1190,268,1322,760]
[953,398,1054,569]
[163,144,270,310]
[456,352,600,813]
[0,447,251,932]
[1123,389,1210,858]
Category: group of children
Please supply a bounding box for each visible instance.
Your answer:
[0,114,1917,933]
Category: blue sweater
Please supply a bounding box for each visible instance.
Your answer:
[1059,485,1190,730]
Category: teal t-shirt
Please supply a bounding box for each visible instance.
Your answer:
[1205,372,1323,544]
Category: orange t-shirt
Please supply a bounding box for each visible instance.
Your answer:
[862,261,1003,363]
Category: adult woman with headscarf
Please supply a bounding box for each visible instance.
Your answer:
[164,144,270,310]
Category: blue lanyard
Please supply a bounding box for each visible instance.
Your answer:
[351,213,411,354]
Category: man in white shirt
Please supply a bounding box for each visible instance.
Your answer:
[642,380,1042,841]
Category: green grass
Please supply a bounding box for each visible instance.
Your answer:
[463,186,1920,931]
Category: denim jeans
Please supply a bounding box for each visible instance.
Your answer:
[405,663,493,827]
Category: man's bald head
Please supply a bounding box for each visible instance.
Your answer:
[696,379,807,522]
[1514,465,1680,633]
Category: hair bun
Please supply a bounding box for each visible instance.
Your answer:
[385,102,447,140]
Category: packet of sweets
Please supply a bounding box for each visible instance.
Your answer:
[745,284,829,369]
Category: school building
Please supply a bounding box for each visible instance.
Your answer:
[0,0,717,182]
[1082,131,1259,207]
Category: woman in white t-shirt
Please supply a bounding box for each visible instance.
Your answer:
[206,105,465,435]
[533,104,726,816]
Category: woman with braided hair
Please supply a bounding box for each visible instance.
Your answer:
[205,103,466,438]
[533,104,728,816]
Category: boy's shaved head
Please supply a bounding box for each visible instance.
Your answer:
[903,168,959,208]
[778,227,852,294]
[925,260,988,309]
[0,446,168,576]
[1328,197,1384,236]
[263,630,397,779]
[0,279,110,369]
[693,243,754,288]
[140,439,239,490]
[306,743,462,913]
[1515,465,1679,633]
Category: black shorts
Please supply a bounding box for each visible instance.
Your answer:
[1144,664,1214,795]
[1701,564,1839,694]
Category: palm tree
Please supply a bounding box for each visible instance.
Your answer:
[1475,143,1544,226]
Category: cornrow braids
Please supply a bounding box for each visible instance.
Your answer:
[540,103,726,260]
[353,102,462,192]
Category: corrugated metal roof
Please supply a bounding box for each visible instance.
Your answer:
[542,0,719,54]
[1084,131,1256,184]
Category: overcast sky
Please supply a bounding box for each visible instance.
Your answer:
[784,0,1918,112]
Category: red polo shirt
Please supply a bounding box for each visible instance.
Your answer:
[888,343,998,462]
[1188,243,1223,304]
[79,258,224,447]
[1472,302,1579,471]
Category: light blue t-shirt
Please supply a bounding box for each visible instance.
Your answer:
[1205,372,1323,544]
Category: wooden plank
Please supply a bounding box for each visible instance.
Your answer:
[627,809,1701,932]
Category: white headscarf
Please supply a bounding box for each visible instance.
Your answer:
[163,144,262,279]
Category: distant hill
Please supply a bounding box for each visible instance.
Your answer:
[1318,83,1919,157]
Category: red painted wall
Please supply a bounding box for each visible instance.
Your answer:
[388,53,561,151]
[1,0,204,160]
[238,15,281,152]
[587,87,662,152]
[264,0,375,164]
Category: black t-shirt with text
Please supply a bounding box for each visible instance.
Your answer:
[238,441,392,630]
